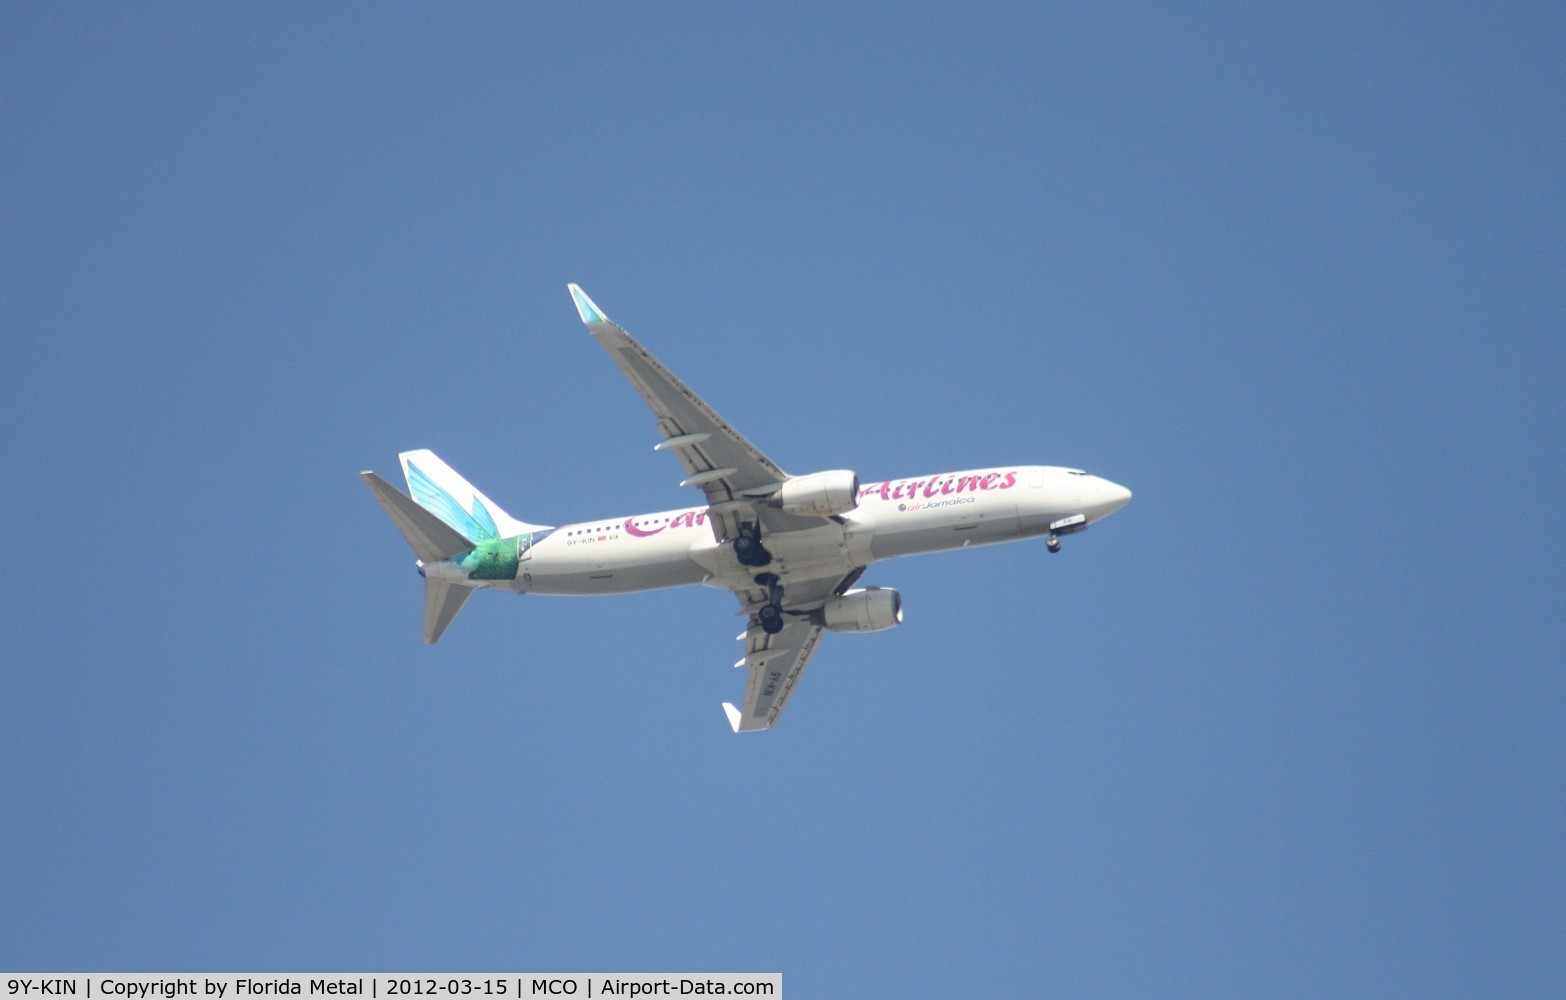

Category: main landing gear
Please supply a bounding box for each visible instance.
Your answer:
[757,603,785,635]
[753,571,786,635]
[733,526,783,633]
[1046,533,1062,553]
[732,524,772,567]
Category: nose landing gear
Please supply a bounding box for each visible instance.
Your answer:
[1046,513,1087,554]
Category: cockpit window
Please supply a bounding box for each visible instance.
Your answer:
[1066,469,1089,476]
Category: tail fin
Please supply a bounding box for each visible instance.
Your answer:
[398,449,547,541]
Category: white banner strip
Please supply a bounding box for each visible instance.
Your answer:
[2,977,780,1000]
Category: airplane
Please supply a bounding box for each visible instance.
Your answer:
[362,285,1132,732]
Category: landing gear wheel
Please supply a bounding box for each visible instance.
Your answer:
[1046,535,1062,553]
[758,603,785,635]
[732,528,771,567]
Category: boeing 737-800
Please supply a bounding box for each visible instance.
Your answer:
[362,285,1132,731]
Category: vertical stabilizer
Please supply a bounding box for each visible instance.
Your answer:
[399,449,546,541]
[424,579,472,644]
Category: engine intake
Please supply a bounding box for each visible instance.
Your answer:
[816,588,903,633]
[773,469,860,517]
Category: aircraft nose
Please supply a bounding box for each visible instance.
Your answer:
[1094,477,1133,517]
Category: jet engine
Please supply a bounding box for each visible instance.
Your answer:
[772,470,860,517]
[817,588,903,633]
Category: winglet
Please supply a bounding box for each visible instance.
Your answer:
[567,283,608,326]
[722,702,744,733]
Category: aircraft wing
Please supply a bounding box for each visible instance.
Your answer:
[567,286,863,731]
[722,569,862,732]
[569,284,821,542]
[725,617,827,732]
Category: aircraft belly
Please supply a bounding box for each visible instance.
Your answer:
[515,536,706,595]
[870,524,966,560]
[867,499,1024,560]
[768,533,857,581]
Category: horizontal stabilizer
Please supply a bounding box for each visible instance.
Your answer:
[424,579,472,645]
[361,471,474,563]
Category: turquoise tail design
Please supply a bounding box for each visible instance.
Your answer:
[405,461,500,542]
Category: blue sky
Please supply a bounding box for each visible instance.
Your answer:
[3,3,1563,995]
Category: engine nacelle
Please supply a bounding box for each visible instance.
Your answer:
[774,469,860,517]
[817,588,903,633]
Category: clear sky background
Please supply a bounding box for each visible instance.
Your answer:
[4,3,1563,995]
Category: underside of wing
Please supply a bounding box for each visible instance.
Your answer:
[722,568,864,732]
[724,618,827,733]
[568,284,822,543]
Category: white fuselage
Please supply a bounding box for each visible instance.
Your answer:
[467,466,1131,597]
